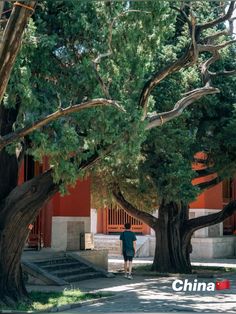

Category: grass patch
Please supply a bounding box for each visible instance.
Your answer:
[0,290,112,312]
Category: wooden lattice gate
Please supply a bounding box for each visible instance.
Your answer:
[105,205,147,234]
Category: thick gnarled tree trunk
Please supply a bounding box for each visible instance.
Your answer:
[152,201,192,273]
[112,185,192,273]
[113,184,236,274]
[0,170,57,304]
[0,1,37,103]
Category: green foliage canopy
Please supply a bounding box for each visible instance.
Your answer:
[4,1,236,204]
[92,1,236,210]
[5,0,172,193]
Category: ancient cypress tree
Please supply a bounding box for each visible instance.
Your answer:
[0,0,170,303]
[0,0,235,304]
[0,0,121,303]
[92,1,236,273]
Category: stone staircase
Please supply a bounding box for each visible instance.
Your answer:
[22,255,107,285]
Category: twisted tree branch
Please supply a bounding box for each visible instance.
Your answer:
[143,4,236,131]
[139,48,195,120]
[112,183,158,228]
[210,69,236,77]
[140,2,236,122]
[145,86,219,130]
[0,98,123,150]
[198,1,235,31]
[203,30,229,44]
[184,200,236,233]
[198,39,236,52]
[0,1,37,103]
[201,50,221,85]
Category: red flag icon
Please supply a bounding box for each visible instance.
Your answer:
[216,279,230,290]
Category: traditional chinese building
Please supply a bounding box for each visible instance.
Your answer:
[23,154,236,258]
[21,156,91,251]
[93,152,236,258]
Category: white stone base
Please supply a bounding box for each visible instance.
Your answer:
[72,249,109,271]
[149,236,236,258]
[51,216,91,251]
[189,208,223,237]
[94,234,236,259]
[150,236,236,258]
[149,208,224,238]
[191,236,236,258]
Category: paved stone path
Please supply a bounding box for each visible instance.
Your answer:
[63,273,236,313]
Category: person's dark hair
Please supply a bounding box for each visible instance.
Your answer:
[124,222,131,229]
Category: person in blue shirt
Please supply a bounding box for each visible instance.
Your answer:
[120,222,137,279]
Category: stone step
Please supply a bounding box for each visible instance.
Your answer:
[23,254,108,285]
[41,261,81,271]
[35,258,78,266]
[63,271,103,283]
[51,266,94,278]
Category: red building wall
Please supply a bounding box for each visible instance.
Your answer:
[52,178,91,217]
[20,157,91,247]
[19,156,91,218]
[190,183,223,210]
[190,152,223,210]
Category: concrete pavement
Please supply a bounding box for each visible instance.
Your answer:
[27,256,236,312]
[63,256,236,312]
[62,273,236,313]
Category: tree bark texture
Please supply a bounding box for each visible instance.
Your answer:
[0,170,57,304]
[114,184,236,274]
[0,98,122,150]
[152,201,192,273]
[0,1,37,103]
[0,103,20,200]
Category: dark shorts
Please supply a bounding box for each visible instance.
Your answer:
[123,252,134,262]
